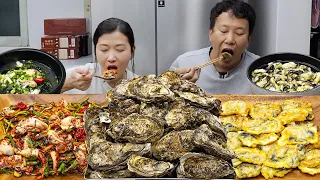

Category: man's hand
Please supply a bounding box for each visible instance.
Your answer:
[175,67,201,83]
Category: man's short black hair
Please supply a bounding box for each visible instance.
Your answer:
[210,0,256,36]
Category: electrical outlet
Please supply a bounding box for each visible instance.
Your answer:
[84,0,91,18]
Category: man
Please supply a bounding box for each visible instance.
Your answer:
[170,0,259,94]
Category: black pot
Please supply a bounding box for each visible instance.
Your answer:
[0,48,66,94]
[247,52,320,95]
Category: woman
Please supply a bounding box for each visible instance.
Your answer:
[61,17,137,94]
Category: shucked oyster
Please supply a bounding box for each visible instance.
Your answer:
[128,75,175,102]
[176,152,234,179]
[87,141,151,171]
[152,130,195,161]
[107,113,164,143]
[193,124,234,160]
[127,154,175,177]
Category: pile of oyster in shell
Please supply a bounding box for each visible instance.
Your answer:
[84,71,235,179]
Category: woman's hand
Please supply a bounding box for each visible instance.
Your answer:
[61,66,94,93]
[175,67,201,83]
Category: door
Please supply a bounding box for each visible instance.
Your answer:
[156,0,218,74]
[91,0,156,75]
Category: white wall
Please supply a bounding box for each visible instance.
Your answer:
[276,0,311,54]
[0,0,85,53]
[248,0,312,56]
[248,0,277,55]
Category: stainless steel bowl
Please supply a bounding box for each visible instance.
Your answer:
[247,52,320,95]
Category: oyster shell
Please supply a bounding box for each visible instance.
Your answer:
[108,98,140,118]
[158,70,206,96]
[152,130,195,161]
[107,79,133,101]
[193,124,234,160]
[107,113,164,143]
[84,106,107,132]
[175,91,222,115]
[165,106,226,139]
[85,167,134,178]
[127,154,175,177]
[87,141,151,171]
[176,152,234,179]
[88,132,107,150]
[140,102,169,124]
[128,75,175,102]
[157,70,182,90]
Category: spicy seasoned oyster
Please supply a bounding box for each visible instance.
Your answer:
[193,124,234,160]
[87,141,151,171]
[128,75,175,102]
[107,113,164,143]
[176,152,234,179]
[152,130,195,161]
[127,154,175,177]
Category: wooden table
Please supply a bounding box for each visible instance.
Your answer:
[0,94,319,180]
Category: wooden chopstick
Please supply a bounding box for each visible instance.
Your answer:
[197,52,232,69]
[197,56,224,69]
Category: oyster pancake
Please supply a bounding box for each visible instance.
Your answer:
[176,152,234,179]
[87,141,151,171]
[107,113,164,143]
[128,75,175,102]
[193,124,234,160]
[127,154,174,177]
[152,130,195,161]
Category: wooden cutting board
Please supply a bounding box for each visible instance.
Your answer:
[0,94,319,180]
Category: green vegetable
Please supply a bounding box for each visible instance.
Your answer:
[27,161,39,166]
[26,138,34,148]
[29,155,38,161]
[57,162,66,175]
